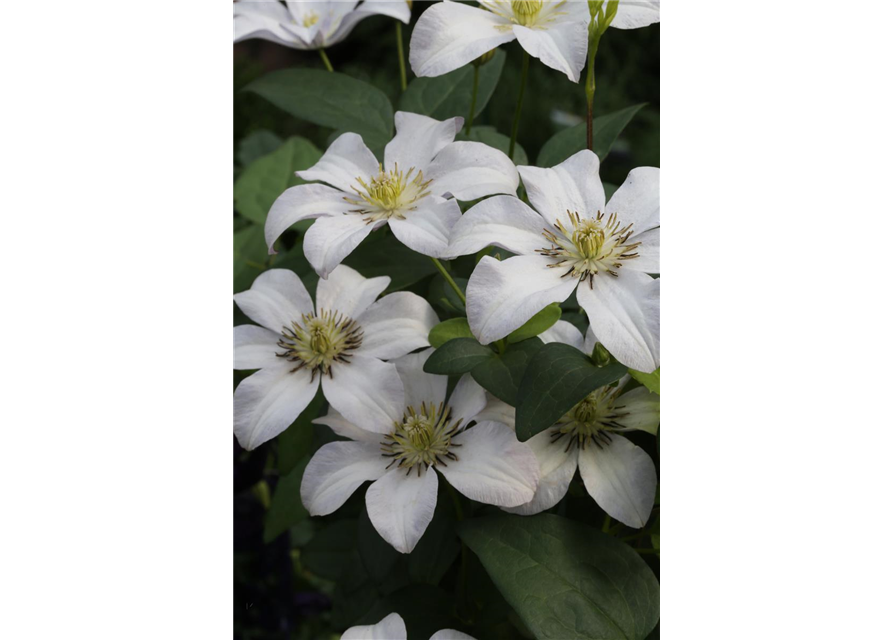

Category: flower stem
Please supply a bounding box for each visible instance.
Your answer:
[585,23,603,150]
[465,64,480,135]
[395,22,407,91]
[430,257,466,305]
[507,50,530,162]
[318,48,334,73]
[602,514,612,533]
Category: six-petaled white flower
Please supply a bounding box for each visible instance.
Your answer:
[410,0,591,82]
[301,349,539,553]
[343,612,476,640]
[447,149,659,372]
[233,265,438,450]
[265,111,519,278]
[477,320,659,527]
[234,0,410,51]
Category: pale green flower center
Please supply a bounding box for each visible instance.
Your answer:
[302,11,319,28]
[381,402,463,475]
[537,210,641,287]
[277,310,363,380]
[551,386,627,451]
[345,163,433,224]
[512,0,544,25]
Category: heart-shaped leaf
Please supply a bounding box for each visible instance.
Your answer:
[423,338,494,375]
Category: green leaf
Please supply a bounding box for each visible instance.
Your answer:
[424,338,494,375]
[237,129,282,168]
[471,338,543,406]
[302,519,357,580]
[233,223,268,292]
[343,231,438,292]
[262,459,309,543]
[278,390,325,475]
[458,514,660,640]
[457,125,528,164]
[244,69,394,151]
[515,343,628,441]
[234,136,323,225]
[537,104,646,167]
[357,508,401,585]
[428,274,468,315]
[399,50,506,121]
[429,318,475,348]
[507,304,561,343]
[629,367,660,395]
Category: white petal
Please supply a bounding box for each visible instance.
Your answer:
[388,197,462,258]
[438,421,539,507]
[354,0,411,23]
[448,374,488,427]
[539,319,585,352]
[474,393,516,427]
[518,150,606,228]
[265,183,350,254]
[301,441,385,516]
[233,269,314,333]
[615,387,660,435]
[466,255,577,345]
[358,294,439,360]
[627,227,659,273]
[512,18,588,83]
[343,613,408,640]
[583,325,598,356]
[427,142,519,201]
[234,1,298,48]
[605,167,660,231]
[296,132,379,193]
[409,0,517,78]
[313,408,381,444]
[316,264,389,318]
[393,349,448,409]
[430,631,477,640]
[322,355,404,434]
[446,195,544,259]
[366,466,438,554]
[233,363,318,451]
[577,271,660,372]
[385,112,461,174]
[503,431,577,516]
[303,214,378,279]
[577,434,657,528]
[233,325,281,370]
[612,0,660,29]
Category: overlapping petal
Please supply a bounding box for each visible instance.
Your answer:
[300,440,385,516]
[538,319,586,352]
[615,386,660,434]
[426,141,519,201]
[388,197,462,258]
[606,166,660,231]
[303,214,379,279]
[233,325,281,370]
[321,354,404,434]
[315,264,389,319]
[446,195,545,259]
[518,150,606,227]
[357,294,438,360]
[233,268,314,333]
[366,466,439,553]
[385,112,462,175]
[512,16,588,82]
[296,132,379,194]
[265,183,352,254]
[393,349,449,409]
[612,0,661,29]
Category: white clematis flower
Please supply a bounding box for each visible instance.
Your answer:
[234,0,411,51]
[410,0,591,82]
[302,349,539,553]
[342,612,476,640]
[448,149,659,372]
[233,265,438,450]
[266,111,519,278]
[486,319,659,527]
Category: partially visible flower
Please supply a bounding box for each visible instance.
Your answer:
[233,265,438,450]
[343,613,476,640]
[482,320,659,527]
[234,0,411,50]
[410,0,590,82]
[605,0,660,30]
[447,149,659,372]
[265,111,519,278]
[302,350,539,553]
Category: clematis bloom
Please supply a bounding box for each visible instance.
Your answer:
[233,0,410,50]
[233,265,437,450]
[302,350,539,553]
[266,111,519,278]
[343,613,476,640]
[448,149,659,372]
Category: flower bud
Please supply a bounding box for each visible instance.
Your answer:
[473,48,497,67]
[593,343,612,367]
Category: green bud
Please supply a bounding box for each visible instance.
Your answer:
[474,48,497,67]
[592,343,612,367]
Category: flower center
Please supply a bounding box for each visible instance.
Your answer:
[302,11,319,28]
[276,310,363,380]
[345,163,433,224]
[536,210,641,288]
[381,402,463,476]
[551,385,628,451]
[511,0,544,25]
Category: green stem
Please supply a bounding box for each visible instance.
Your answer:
[318,48,334,72]
[395,22,407,91]
[585,32,600,151]
[602,514,612,533]
[507,50,530,161]
[465,64,480,135]
[430,257,466,305]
